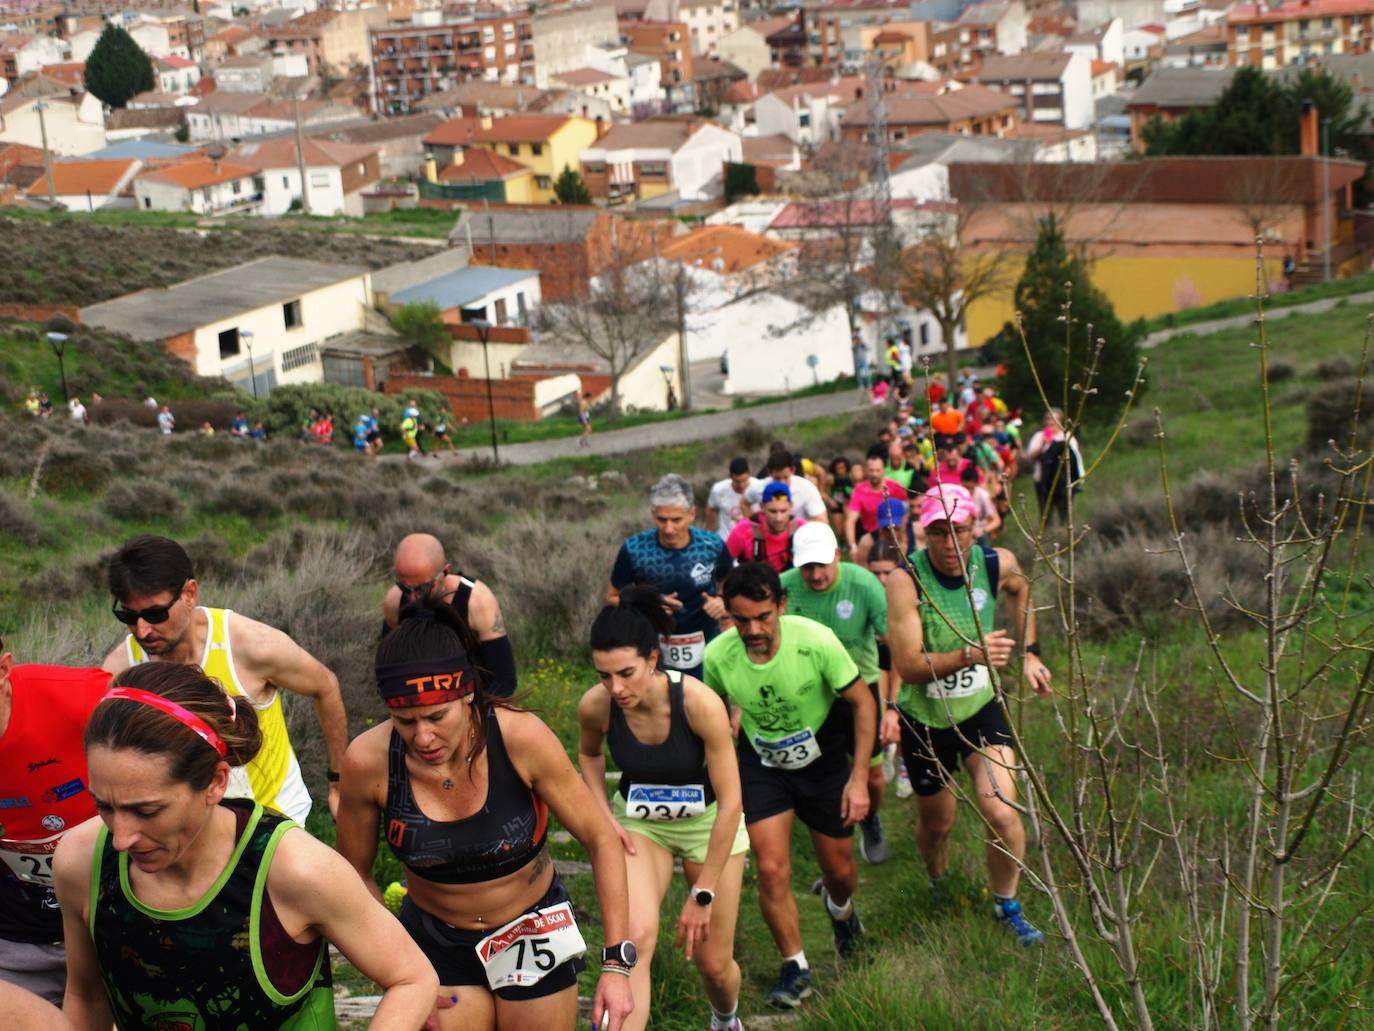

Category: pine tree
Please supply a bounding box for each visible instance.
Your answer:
[85,25,155,109]
[552,165,592,205]
[999,215,1143,426]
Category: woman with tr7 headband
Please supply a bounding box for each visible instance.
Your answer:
[52,662,437,1030]
[577,586,749,1031]
[335,601,635,1031]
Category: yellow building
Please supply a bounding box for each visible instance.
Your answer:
[950,156,1366,346]
[467,114,598,204]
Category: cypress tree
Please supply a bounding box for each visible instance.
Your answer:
[85,25,156,109]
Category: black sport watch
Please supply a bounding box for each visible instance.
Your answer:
[602,941,638,968]
[693,887,715,907]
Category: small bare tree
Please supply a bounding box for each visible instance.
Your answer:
[535,255,677,420]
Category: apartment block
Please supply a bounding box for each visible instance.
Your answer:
[371,13,535,115]
[1226,0,1374,68]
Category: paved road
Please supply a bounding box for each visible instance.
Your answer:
[430,389,868,467]
[1142,289,1374,349]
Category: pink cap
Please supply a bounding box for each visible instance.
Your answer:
[919,484,976,529]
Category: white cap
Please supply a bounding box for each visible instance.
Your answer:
[792,522,840,568]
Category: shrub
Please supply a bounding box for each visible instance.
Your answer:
[0,489,40,543]
[732,418,768,452]
[1314,355,1354,380]
[102,478,183,523]
[38,443,114,494]
[202,483,284,520]
[1306,380,1371,451]
[239,384,450,442]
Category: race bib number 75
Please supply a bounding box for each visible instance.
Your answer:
[476,901,587,991]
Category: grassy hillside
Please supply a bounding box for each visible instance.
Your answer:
[2,296,1371,1029]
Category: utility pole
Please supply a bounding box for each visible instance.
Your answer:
[1323,116,1332,284]
[293,92,311,214]
[675,260,692,410]
[34,100,56,206]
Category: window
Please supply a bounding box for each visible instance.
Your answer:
[531,143,542,156]
[919,323,929,346]
[505,42,515,56]
[503,23,514,38]
[459,306,487,323]
[482,26,494,40]
[309,172,330,187]
[517,292,527,320]
[534,175,551,189]
[494,297,508,323]
[283,299,303,329]
[218,328,241,358]
[232,180,241,194]
[143,197,151,209]
[280,342,318,372]
[509,143,521,155]
[282,175,290,187]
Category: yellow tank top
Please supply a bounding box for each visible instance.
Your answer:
[125,607,312,825]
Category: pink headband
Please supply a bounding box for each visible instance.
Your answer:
[104,686,228,758]
[919,484,976,529]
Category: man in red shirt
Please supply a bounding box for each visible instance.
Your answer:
[725,482,802,573]
[930,400,963,437]
[0,638,112,1003]
[845,444,909,555]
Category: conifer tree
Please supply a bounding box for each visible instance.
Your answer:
[85,25,155,109]
[552,165,592,205]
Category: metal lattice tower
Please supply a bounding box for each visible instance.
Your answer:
[865,51,893,228]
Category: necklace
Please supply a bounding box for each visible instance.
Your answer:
[442,777,454,790]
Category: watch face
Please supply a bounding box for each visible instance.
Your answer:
[695,889,714,906]
[621,941,638,966]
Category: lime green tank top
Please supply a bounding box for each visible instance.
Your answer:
[126,607,311,824]
[898,546,999,728]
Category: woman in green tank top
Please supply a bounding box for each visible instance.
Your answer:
[53,663,439,1031]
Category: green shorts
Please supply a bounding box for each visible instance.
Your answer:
[611,792,749,864]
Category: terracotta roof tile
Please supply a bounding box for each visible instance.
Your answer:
[136,157,257,189]
[437,148,530,180]
[660,224,796,273]
[423,115,482,146]
[26,158,138,197]
[472,114,573,142]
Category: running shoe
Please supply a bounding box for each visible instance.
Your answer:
[994,898,1045,946]
[858,812,888,864]
[706,1018,743,1031]
[895,759,913,799]
[824,889,865,959]
[766,960,813,1009]
[881,743,897,784]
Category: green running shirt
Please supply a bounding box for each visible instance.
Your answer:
[704,615,859,763]
[780,564,888,684]
[899,546,999,728]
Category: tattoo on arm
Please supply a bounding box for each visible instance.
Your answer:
[491,610,507,635]
[526,845,551,885]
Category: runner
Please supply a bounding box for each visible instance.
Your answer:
[883,484,1052,945]
[0,640,111,1004]
[779,524,890,865]
[401,408,422,461]
[823,457,853,542]
[353,414,375,456]
[577,586,749,1031]
[433,407,457,453]
[54,662,437,1030]
[845,445,909,557]
[101,535,348,824]
[382,533,516,698]
[608,474,733,682]
[704,563,876,1008]
[579,393,593,449]
[864,540,910,798]
[960,463,1002,545]
[705,457,759,539]
[724,483,801,574]
[744,451,828,523]
[365,407,384,455]
[336,601,635,1031]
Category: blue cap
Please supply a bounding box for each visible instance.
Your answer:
[876,498,907,529]
[761,482,792,503]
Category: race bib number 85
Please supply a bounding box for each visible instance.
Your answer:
[476,901,587,991]
[626,784,707,821]
[753,729,821,769]
[660,632,706,670]
[926,664,990,700]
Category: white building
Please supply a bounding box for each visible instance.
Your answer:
[186,92,358,142]
[749,77,863,147]
[156,55,202,94]
[215,53,275,93]
[80,257,373,393]
[0,92,106,155]
[128,22,174,60]
[133,158,261,215]
[24,157,141,209]
[1064,18,1125,67]
[0,33,68,80]
[681,0,740,56]
[974,50,1094,130]
[581,118,742,203]
[227,137,379,216]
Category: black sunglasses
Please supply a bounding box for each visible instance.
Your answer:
[111,583,186,626]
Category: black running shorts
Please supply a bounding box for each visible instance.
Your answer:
[897,699,1014,798]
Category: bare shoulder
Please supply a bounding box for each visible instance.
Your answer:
[577,684,612,729]
[381,586,402,626]
[224,610,290,661]
[492,705,557,751]
[993,547,1023,579]
[681,676,728,726]
[343,722,391,775]
[52,815,103,884]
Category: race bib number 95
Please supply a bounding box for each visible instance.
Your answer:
[926,664,990,700]
[626,784,707,821]
[476,901,587,991]
[753,728,821,769]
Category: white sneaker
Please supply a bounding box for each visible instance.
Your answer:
[882,743,897,784]
[896,759,913,799]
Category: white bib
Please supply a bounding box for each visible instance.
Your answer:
[926,664,991,700]
[660,631,706,670]
[625,784,708,821]
[753,728,822,769]
[476,901,587,991]
[0,832,60,886]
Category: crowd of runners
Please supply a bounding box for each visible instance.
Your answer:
[0,374,1082,1030]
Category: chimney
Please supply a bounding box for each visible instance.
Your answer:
[423,151,438,182]
[1299,98,1319,156]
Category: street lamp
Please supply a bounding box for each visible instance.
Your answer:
[46,332,70,402]
[240,330,257,399]
[659,363,676,410]
[471,318,499,463]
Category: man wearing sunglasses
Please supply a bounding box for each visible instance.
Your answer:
[0,636,113,1004]
[379,533,516,697]
[99,535,348,825]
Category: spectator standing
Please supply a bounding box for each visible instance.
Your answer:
[156,404,174,435]
[68,397,87,426]
[851,334,872,392]
[229,410,249,437]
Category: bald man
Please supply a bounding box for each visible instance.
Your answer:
[381,534,517,697]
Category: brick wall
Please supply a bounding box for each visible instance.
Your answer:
[0,303,81,322]
[384,372,539,421]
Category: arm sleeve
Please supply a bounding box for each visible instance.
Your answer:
[476,635,517,698]
[801,484,827,520]
[609,542,635,588]
[869,574,889,637]
[714,537,735,580]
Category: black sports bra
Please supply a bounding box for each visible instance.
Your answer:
[608,671,716,806]
[384,709,548,884]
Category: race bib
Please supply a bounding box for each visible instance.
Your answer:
[926,664,990,700]
[625,784,707,821]
[660,631,706,670]
[753,728,822,769]
[476,901,587,991]
[0,832,60,886]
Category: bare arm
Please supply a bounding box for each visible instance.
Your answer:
[466,580,508,642]
[576,688,632,852]
[844,506,862,552]
[53,819,113,1031]
[704,502,719,532]
[995,548,1051,696]
[0,981,70,1030]
[334,727,388,905]
[100,640,130,675]
[270,829,438,1030]
[381,585,402,628]
[681,680,743,893]
[837,677,874,827]
[886,558,1016,683]
[606,581,621,606]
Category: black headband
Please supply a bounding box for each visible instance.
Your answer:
[376,655,475,709]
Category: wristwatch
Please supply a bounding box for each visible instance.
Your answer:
[325,768,340,783]
[692,887,715,907]
[1025,642,1042,657]
[602,941,638,968]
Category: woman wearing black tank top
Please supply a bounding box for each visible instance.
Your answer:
[577,586,748,1031]
[336,601,635,1031]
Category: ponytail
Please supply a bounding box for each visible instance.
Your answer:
[590,584,673,664]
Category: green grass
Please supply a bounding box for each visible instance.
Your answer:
[0,205,456,240]
[1,327,219,406]
[1145,270,1374,332]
